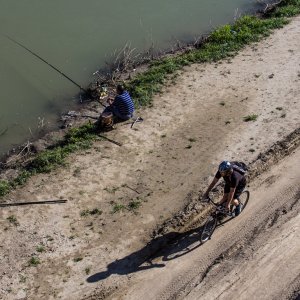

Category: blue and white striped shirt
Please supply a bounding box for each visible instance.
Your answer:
[113,91,135,116]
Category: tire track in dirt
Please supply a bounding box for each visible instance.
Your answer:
[155,185,300,300]
[107,144,300,300]
[183,188,300,300]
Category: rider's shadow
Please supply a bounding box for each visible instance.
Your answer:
[87,232,175,282]
[87,227,204,283]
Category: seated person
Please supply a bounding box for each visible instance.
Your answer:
[103,84,135,121]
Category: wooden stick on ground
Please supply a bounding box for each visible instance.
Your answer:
[98,134,122,146]
[0,199,67,207]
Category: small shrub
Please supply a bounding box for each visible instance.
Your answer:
[80,208,102,217]
[243,114,258,122]
[89,208,102,215]
[11,171,31,187]
[73,257,83,262]
[7,215,19,226]
[28,257,40,267]
[128,200,141,211]
[219,101,225,106]
[281,113,286,118]
[0,180,10,196]
[36,245,45,253]
[188,138,197,142]
[85,267,91,275]
[112,203,126,213]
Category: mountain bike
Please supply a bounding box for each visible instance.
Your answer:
[200,190,250,244]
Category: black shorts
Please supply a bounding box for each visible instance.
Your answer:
[224,184,246,199]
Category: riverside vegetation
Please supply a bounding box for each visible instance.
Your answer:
[0,0,299,198]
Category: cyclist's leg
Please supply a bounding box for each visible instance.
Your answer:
[218,185,230,205]
[233,184,246,215]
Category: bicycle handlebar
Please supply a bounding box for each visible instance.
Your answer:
[203,195,231,215]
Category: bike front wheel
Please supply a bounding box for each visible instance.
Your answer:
[200,215,217,244]
[239,190,250,212]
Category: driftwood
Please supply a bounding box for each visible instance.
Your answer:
[0,199,67,207]
[263,0,283,13]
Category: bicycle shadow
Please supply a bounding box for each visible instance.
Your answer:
[86,227,206,283]
[158,217,234,261]
[86,232,176,283]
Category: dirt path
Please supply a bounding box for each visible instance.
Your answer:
[113,147,300,300]
[0,15,300,300]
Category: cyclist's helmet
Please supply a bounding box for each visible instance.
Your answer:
[218,161,232,174]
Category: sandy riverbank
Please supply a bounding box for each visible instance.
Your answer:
[0,13,300,300]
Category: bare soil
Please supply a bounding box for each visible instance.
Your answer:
[1,15,300,300]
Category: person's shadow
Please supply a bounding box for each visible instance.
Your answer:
[87,227,204,283]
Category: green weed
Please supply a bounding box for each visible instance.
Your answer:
[243,114,258,122]
[28,257,40,267]
[188,138,197,142]
[112,203,126,213]
[36,245,45,253]
[7,215,19,226]
[73,257,83,262]
[80,208,102,217]
[0,180,10,196]
[127,200,141,211]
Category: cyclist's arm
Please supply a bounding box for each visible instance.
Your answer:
[226,187,236,210]
[204,177,219,197]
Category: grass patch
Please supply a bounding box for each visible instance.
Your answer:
[243,114,258,122]
[80,208,102,217]
[188,138,197,142]
[0,180,10,197]
[127,5,296,106]
[111,203,126,213]
[7,215,19,226]
[73,257,83,262]
[36,245,45,253]
[28,257,40,267]
[127,200,142,211]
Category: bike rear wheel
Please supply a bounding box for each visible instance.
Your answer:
[200,215,217,244]
[239,190,250,212]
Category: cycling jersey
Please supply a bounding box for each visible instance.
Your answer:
[215,170,246,189]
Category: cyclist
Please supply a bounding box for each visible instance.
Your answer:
[203,161,247,216]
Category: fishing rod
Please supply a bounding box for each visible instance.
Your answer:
[4,34,87,93]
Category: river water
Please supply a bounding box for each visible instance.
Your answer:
[0,0,263,157]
